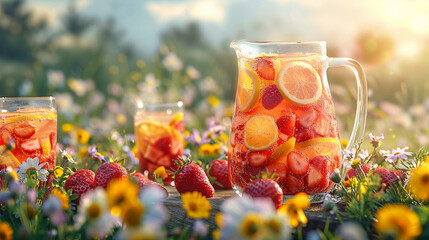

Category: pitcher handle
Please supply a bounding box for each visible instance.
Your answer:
[328,58,367,152]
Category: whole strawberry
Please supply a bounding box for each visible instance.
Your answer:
[373,168,406,188]
[131,172,168,197]
[243,178,283,209]
[65,169,95,202]
[174,162,215,198]
[208,159,233,190]
[94,162,128,188]
[345,164,371,181]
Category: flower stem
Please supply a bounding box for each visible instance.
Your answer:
[297,225,303,240]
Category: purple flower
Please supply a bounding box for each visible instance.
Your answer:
[380,147,413,164]
[88,145,105,163]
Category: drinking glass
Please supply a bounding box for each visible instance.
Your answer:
[0,97,57,170]
[134,101,185,184]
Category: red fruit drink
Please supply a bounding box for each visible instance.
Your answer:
[228,53,341,196]
[134,102,184,184]
[0,106,57,170]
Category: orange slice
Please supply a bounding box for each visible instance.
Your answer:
[244,115,278,150]
[295,137,340,160]
[236,67,260,112]
[276,61,322,106]
[135,120,172,151]
[269,137,296,162]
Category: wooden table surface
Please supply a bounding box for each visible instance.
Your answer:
[163,186,343,238]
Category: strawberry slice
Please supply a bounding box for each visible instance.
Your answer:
[295,108,317,129]
[287,151,309,176]
[21,139,41,153]
[157,155,172,167]
[294,127,318,143]
[261,84,283,110]
[265,162,287,179]
[306,167,323,188]
[255,58,275,80]
[143,144,164,163]
[276,114,296,136]
[154,136,172,154]
[0,128,12,145]
[13,124,36,139]
[49,132,57,149]
[285,173,305,194]
[314,115,331,136]
[247,151,269,167]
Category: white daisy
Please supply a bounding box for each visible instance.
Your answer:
[74,188,119,239]
[380,147,413,164]
[15,157,48,182]
[220,196,291,240]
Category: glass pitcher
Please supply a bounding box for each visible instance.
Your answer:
[228,40,367,199]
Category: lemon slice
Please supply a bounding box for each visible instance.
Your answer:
[3,112,56,123]
[244,115,278,150]
[276,61,322,106]
[236,66,260,112]
[295,137,340,160]
[169,112,184,127]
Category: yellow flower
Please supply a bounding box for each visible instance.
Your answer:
[75,129,90,144]
[340,139,349,148]
[409,163,429,200]
[54,166,64,178]
[79,147,89,158]
[154,166,168,179]
[136,59,146,69]
[198,143,221,156]
[207,95,220,107]
[122,201,145,227]
[215,213,223,227]
[62,123,74,133]
[116,113,127,125]
[51,188,69,210]
[216,133,228,143]
[345,177,367,200]
[374,204,421,240]
[239,212,264,238]
[351,159,361,168]
[224,107,233,117]
[0,222,13,240]
[278,192,310,227]
[181,191,212,219]
[130,71,142,82]
[107,179,139,217]
[118,53,127,63]
[212,229,220,240]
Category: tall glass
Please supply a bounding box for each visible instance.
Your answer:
[134,101,185,184]
[0,97,57,170]
[229,40,367,200]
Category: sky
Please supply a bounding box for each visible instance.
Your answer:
[28,0,429,58]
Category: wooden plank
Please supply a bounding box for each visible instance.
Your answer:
[163,186,343,236]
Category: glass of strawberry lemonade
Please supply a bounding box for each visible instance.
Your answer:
[229,40,367,200]
[134,101,185,185]
[0,97,57,170]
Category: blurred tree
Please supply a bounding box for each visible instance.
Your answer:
[62,5,93,37]
[0,0,48,61]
